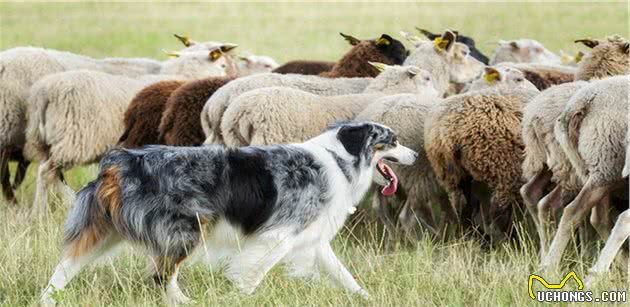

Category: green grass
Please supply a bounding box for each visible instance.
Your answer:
[0,2,629,306]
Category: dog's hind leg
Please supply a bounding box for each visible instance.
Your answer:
[283,246,319,281]
[316,242,369,299]
[225,230,294,294]
[41,233,122,306]
[152,255,192,306]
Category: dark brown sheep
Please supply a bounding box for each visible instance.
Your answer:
[272,60,335,75]
[159,77,233,146]
[117,80,185,148]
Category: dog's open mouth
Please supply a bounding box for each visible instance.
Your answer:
[376,159,398,196]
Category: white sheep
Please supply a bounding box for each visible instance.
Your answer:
[221,64,437,147]
[236,54,279,75]
[541,75,629,268]
[490,39,561,65]
[200,74,372,144]
[23,50,232,213]
[402,30,484,97]
[0,39,236,203]
[520,35,629,258]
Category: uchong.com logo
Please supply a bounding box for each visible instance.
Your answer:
[528,271,627,303]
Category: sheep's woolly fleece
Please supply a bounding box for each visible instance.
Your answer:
[160,76,234,146]
[424,85,540,227]
[272,60,335,75]
[201,33,409,144]
[574,35,629,81]
[521,81,588,192]
[118,80,186,148]
[220,66,435,147]
[555,75,630,185]
[201,74,371,144]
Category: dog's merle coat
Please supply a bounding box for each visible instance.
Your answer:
[44,121,418,305]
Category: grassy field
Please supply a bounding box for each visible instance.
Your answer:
[0,1,629,306]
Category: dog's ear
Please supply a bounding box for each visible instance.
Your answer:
[337,124,372,157]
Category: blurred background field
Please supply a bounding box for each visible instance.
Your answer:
[0,2,628,306]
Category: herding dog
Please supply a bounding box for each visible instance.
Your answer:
[41,122,417,305]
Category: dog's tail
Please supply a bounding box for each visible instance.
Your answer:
[63,166,121,258]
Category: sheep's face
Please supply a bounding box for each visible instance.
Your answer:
[490,39,560,65]
[467,66,537,92]
[237,55,279,76]
[447,43,484,83]
[575,36,630,81]
[373,34,409,65]
[367,64,438,97]
[161,46,239,78]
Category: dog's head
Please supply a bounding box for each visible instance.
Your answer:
[335,122,417,196]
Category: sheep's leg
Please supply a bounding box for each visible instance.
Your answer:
[541,179,614,268]
[589,194,613,242]
[585,210,630,286]
[0,148,16,204]
[399,200,439,242]
[520,167,553,226]
[33,160,53,214]
[536,185,564,259]
[12,157,30,191]
[446,189,466,225]
[51,167,76,207]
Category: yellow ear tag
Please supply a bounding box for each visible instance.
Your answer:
[574,51,584,63]
[376,37,390,46]
[210,50,222,61]
[484,71,499,84]
[433,37,449,51]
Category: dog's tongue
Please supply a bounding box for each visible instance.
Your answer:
[379,162,398,196]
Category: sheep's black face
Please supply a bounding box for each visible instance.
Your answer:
[374,34,408,65]
[456,35,489,65]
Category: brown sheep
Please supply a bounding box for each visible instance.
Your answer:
[159,76,233,146]
[272,60,335,75]
[424,85,540,240]
[117,80,185,148]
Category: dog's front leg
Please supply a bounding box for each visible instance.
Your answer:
[283,247,320,281]
[316,243,369,299]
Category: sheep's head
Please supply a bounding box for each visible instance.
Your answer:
[160,46,239,78]
[365,63,438,97]
[467,66,537,92]
[448,42,485,84]
[173,33,238,53]
[575,35,629,81]
[416,27,489,64]
[323,33,408,78]
[490,39,560,65]
[236,55,279,76]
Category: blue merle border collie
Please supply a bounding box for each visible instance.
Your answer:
[41,122,417,305]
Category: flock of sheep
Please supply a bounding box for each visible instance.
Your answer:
[0,28,628,283]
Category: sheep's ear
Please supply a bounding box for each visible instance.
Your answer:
[575,51,585,63]
[238,55,251,63]
[220,43,238,53]
[574,38,599,49]
[406,66,421,77]
[174,33,194,47]
[416,27,438,40]
[435,30,456,52]
[376,34,392,47]
[400,31,423,46]
[340,33,361,46]
[209,49,223,62]
[622,42,629,54]
[162,49,180,58]
[509,41,519,49]
[483,67,501,84]
[368,61,387,72]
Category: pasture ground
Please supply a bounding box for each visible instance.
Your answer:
[0,2,628,306]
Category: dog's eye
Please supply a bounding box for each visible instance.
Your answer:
[374,143,386,150]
